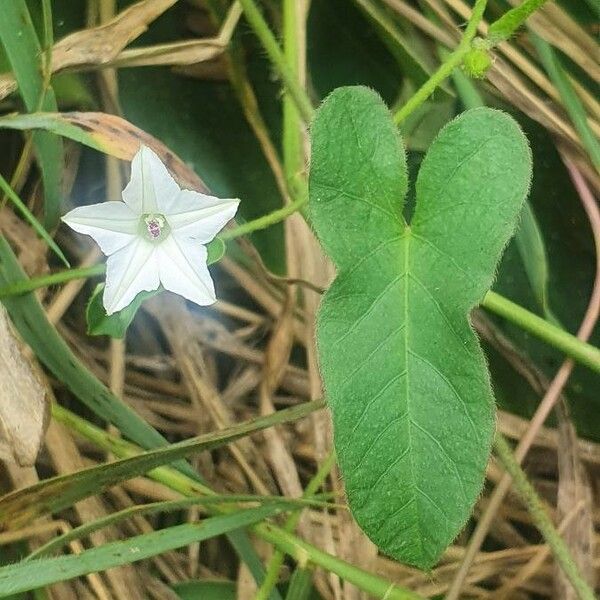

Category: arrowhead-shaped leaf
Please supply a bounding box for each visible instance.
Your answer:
[309,86,532,569]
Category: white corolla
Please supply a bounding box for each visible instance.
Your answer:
[62,145,239,315]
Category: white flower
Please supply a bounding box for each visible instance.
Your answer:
[62,145,239,315]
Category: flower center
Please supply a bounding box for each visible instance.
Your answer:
[140,213,170,243]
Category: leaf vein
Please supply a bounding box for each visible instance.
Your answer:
[408,349,479,443]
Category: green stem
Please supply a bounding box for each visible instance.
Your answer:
[393,0,488,124]
[494,434,596,600]
[52,404,423,600]
[481,290,600,374]
[488,0,549,45]
[281,0,307,200]
[27,493,335,562]
[221,194,307,240]
[237,0,314,123]
[0,264,104,299]
[531,34,600,172]
[255,451,337,600]
[256,524,421,600]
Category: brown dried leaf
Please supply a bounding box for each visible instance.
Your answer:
[0,0,178,102]
[111,40,224,68]
[554,402,596,599]
[51,0,177,70]
[0,304,48,467]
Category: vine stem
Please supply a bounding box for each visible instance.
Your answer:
[236,0,314,123]
[220,194,307,240]
[393,0,488,124]
[52,403,423,600]
[256,523,422,600]
[255,451,337,600]
[0,264,105,298]
[481,291,600,374]
[493,434,596,600]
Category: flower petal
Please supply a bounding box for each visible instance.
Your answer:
[157,234,216,306]
[122,145,180,214]
[163,190,239,243]
[103,238,159,315]
[61,201,139,255]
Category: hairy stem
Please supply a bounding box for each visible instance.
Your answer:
[237,0,314,123]
[493,434,596,600]
[487,0,549,44]
[255,451,336,600]
[393,0,488,124]
[481,291,600,374]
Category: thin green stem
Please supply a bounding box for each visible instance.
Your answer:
[481,290,600,374]
[255,451,337,600]
[282,0,306,190]
[494,434,596,600]
[52,404,422,600]
[531,34,600,172]
[393,0,488,124]
[39,0,54,111]
[221,194,307,240]
[237,0,314,123]
[0,264,104,299]
[255,524,422,600]
[487,0,549,45]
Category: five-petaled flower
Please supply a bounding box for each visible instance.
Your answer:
[62,145,239,315]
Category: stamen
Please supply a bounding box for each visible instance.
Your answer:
[140,213,169,242]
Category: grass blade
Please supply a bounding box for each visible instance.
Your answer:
[0,400,323,529]
[0,1,63,228]
[0,111,208,193]
[532,34,600,171]
[0,174,68,267]
[0,506,284,596]
[28,494,334,561]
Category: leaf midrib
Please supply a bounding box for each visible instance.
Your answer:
[402,228,427,562]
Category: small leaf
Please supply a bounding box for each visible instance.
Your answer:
[207,236,226,265]
[86,284,158,338]
[309,86,532,568]
[85,238,226,338]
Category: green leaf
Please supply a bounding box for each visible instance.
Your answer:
[86,284,157,338]
[0,0,63,228]
[309,86,532,568]
[514,201,556,320]
[0,506,284,596]
[172,580,236,600]
[85,237,227,338]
